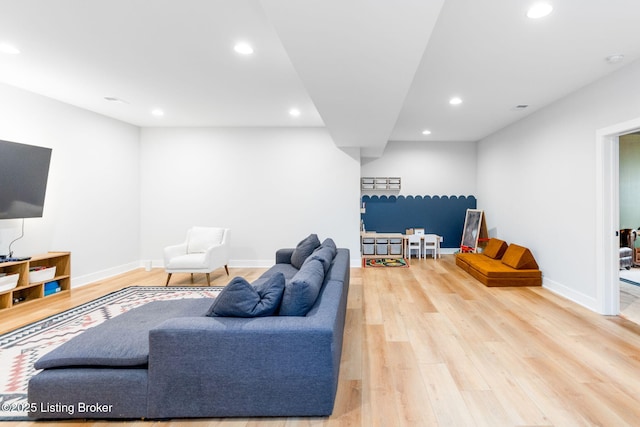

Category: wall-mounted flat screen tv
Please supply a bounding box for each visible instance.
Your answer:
[0,139,52,219]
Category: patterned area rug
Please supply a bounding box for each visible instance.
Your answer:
[364,258,409,268]
[0,285,221,420]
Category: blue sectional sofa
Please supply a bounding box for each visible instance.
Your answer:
[28,236,350,419]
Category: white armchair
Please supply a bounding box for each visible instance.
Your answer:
[164,227,230,286]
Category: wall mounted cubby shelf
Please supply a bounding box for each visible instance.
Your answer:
[361,177,401,191]
[0,252,71,311]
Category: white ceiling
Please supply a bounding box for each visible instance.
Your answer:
[0,0,638,157]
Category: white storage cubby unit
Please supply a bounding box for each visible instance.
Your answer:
[0,252,71,311]
[360,233,404,259]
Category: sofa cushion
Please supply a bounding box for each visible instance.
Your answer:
[207,273,285,317]
[252,273,287,312]
[279,258,325,316]
[290,234,321,269]
[165,253,207,269]
[482,238,508,259]
[35,299,213,369]
[468,263,542,286]
[469,257,541,277]
[259,263,300,281]
[455,253,474,271]
[304,245,335,273]
[320,238,337,254]
[501,244,539,270]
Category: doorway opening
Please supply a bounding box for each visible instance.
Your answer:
[618,132,640,323]
[596,117,640,315]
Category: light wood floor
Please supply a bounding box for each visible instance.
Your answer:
[4,255,640,426]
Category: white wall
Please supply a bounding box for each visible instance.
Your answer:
[6,53,640,307]
[360,140,477,196]
[139,127,361,267]
[0,83,141,285]
[477,59,640,311]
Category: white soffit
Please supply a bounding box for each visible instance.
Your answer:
[260,0,445,157]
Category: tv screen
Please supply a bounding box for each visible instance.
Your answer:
[0,139,52,219]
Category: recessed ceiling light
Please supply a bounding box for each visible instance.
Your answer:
[289,108,301,117]
[104,96,129,104]
[234,42,254,55]
[449,97,463,105]
[422,130,432,135]
[527,2,553,19]
[606,54,625,64]
[0,42,20,54]
[151,108,164,117]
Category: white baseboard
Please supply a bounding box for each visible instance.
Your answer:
[149,259,278,269]
[228,259,276,268]
[72,253,445,288]
[542,276,600,313]
[71,261,141,289]
[150,258,365,269]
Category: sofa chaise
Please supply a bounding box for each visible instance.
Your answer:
[455,238,542,287]
[28,235,350,419]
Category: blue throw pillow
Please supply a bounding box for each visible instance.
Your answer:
[290,233,321,269]
[279,259,324,316]
[304,245,335,274]
[207,273,285,317]
[321,238,337,254]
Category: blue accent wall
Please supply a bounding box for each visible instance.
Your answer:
[361,195,477,248]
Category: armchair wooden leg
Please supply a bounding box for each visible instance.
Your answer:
[190,273,194,283]
[165,273,172,286]
[224,265,229,275]
[206,273,211,286]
